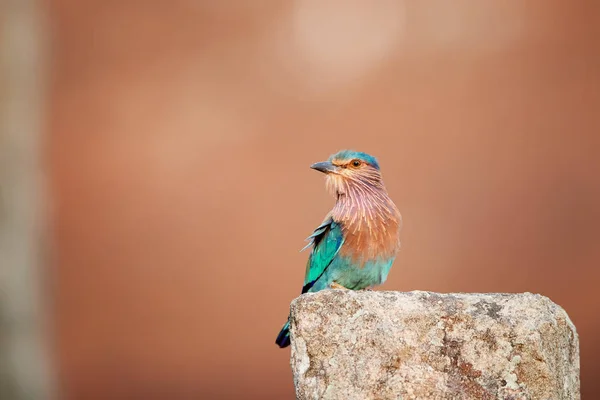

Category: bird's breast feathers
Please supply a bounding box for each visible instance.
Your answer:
[335,211,401,266]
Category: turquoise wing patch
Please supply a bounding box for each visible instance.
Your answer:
[301,217,344,293]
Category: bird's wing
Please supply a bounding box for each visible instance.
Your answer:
[301,216,344,294]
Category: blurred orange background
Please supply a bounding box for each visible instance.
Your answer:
[46,1,599,399]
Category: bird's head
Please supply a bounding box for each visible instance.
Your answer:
[311,150,384,197]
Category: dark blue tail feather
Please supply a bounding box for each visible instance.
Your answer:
[275,321,291,348]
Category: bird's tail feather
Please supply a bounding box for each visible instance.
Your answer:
[275,320,291,348]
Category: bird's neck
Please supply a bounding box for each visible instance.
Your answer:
[332,182,400,225]
[332,181,402,261]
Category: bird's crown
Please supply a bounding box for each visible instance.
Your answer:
[328,150,380,170]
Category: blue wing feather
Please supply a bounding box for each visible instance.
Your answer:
[301,217,344,293]
[300,219,332,252]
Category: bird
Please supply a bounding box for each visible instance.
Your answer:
[276,150,402,348]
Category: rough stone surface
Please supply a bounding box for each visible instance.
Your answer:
[290,291,579,400]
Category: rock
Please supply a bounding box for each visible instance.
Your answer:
[289,291,579,400]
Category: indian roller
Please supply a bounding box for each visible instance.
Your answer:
[276,150,402,348]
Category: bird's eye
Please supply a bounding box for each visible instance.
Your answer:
[351,160,361,168]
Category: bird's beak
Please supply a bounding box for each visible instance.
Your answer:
[310,161,337,174]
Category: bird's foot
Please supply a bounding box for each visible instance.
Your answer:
[330,282,349,290]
